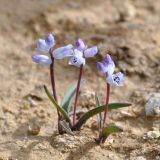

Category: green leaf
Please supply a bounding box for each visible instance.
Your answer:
[72,103,131,130]
[96,125,123,144]
[95,93,102,132]
[61,79,85,113]
[101,125,123,136]
[44,85,71,125]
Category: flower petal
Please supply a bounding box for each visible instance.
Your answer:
[37,39,50,52]
[97,62,106,73]
[104,54,113,65]
[103,54,115,75]
[52,44,73,59]
[84,46,98,58]
[32,54,52,65]
[107,72,125,86]
[76,38,87,51]
[68,49,85,67]
[45,34,56,47]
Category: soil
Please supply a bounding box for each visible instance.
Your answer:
[0,0,160,159]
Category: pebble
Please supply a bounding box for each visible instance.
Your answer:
[145,93,160,117]
[28,123,40,135]
[146,131,160,139]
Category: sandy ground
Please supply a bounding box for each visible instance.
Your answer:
[0,0,160,159]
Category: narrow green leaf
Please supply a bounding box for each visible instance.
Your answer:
[95,93,102,131]
[61,79,85,113]
[72,103,131,130]
[44,85,71,124]
[96,125,123,144]
[101,125,123,136]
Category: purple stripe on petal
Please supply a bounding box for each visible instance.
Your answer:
[84,46,98,58]
[32,54,52,65]
[104,54,113,65]
[45,34,56,47]
[76,38,86,51]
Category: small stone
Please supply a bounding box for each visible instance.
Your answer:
[146,131,160,139]
[145,93,160,117]
[28,123,40,135]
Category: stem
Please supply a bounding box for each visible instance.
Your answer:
[49,49,63,134]
[50,53,58,102]
[102,83,110,128]
[72,64,83,126]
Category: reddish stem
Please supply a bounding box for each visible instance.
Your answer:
[73,64,83,126]
[50,56,58,102]
[102,83,110,128]
[49,50,63,134]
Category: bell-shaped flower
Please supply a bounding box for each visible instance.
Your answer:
[97,54,115,76]
[68,38,98,67]
[97,54,125,86]
[32,54,52,65]
[52,44,73,59]
[37,34,56,53]
[68,49,85,67]
[32,34,74,65]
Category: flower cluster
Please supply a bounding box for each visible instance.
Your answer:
[32,34,98,67]
[31,33,128,144]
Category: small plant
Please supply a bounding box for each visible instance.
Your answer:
[32,33,131,143]
[95,54,127,144]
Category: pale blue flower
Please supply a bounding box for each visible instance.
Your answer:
[97,54,115,76]
[32,34,73,65]
[32,54,52,65]
[97,54,124,86]
[68,38,98,67]
[37,34,56,53]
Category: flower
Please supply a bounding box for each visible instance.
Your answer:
[37,34,56,53]
[32,34,73,65]
[68,38,98,67]
[97,54,125,86]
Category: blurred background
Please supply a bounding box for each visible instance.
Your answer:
[0,0,160,159]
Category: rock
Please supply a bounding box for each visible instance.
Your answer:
[28,123,40,135]
[145,93,160,117]
[146,131,160,139]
